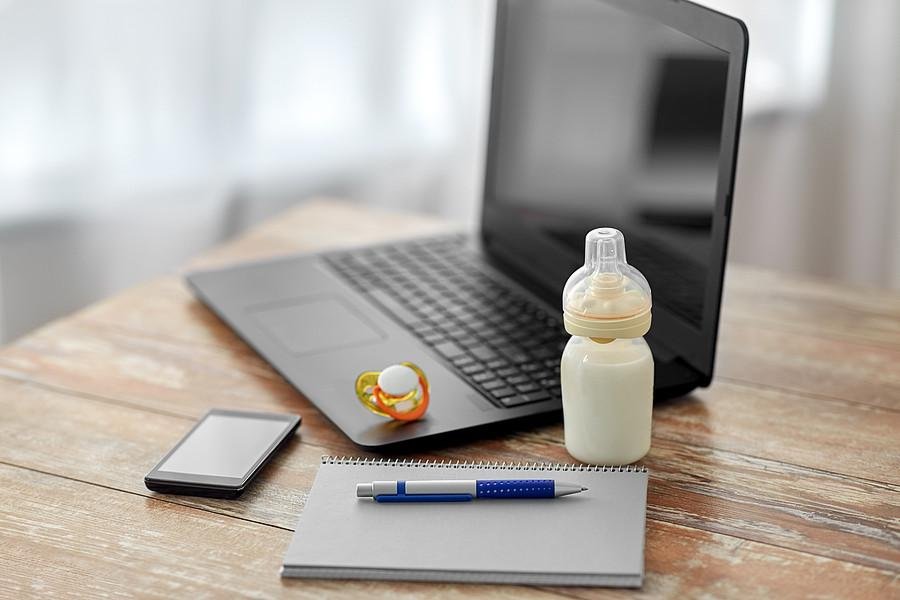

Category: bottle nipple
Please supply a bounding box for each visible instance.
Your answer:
[562,228,652,339]
[587,235,625,296]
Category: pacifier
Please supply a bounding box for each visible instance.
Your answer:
[355,362,430,421]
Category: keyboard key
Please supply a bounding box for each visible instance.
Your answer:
[500,390,551,407]
[472,371,495,383]
[461,364,484,375]
[422,333,445,344]
[434,341,465,359]
[531,347,556,360]
[459,336,486,348]
[452,355,474,366]
[506,350,532,364]
[491,333,516,346]
[445,328,470,340]
[515,382,540,393]
[367,289,422,326]
[467,318,492,330]
[497,366,518,377]
[486,359,508,369]
[481,379,506,390]
[497,344,531,364]
[506,374,530,385]
[470,346,497,362]
[490,386,516,399]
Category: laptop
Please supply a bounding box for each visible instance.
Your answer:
[187,0,748,449]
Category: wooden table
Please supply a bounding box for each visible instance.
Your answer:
[1,200,898,598]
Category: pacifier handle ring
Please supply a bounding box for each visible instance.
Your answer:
[355,371,390,417]
[372,376,430,421]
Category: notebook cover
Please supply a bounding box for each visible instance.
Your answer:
[281,457,647,587]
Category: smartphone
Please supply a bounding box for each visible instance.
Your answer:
[144,409,301,498]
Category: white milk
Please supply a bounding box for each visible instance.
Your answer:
[560,336,654,465]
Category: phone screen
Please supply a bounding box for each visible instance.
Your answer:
[157,413,294,478]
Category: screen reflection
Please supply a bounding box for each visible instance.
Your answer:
[489,0,729,328]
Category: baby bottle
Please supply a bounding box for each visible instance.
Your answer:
[560,228,654,465]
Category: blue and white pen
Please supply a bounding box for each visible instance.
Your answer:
[355,479,587,502]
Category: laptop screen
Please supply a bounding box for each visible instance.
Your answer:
[483,0,731,336]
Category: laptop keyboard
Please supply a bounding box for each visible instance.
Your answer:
[323,235,566,408]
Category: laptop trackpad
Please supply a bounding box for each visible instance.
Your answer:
[249,296,384,356]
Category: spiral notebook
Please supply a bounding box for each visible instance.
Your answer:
[281,456,648,587]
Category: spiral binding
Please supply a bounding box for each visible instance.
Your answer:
[320,455,647,473]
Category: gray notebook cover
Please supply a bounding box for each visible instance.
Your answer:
[282,457,648,587]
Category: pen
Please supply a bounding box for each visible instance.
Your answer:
[355,479,587,502]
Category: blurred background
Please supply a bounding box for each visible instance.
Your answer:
[1,0,898,343]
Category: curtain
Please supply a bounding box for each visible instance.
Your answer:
[704,0,900,288]
[0,0,491,341]
[1,0,898,342]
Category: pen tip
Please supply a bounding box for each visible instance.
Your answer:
[581,487,588,491]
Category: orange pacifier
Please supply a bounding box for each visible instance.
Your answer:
[355,362,430,421]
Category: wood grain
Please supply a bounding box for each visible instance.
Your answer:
[1,199,899,598]
[723,265,900,348]
[0,375,897,574]
[2,463,896,600]
[716,318,900,410]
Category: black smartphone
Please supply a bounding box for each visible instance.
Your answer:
[144,409,301,498]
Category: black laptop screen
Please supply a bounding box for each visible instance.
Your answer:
[484,0,730,331]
